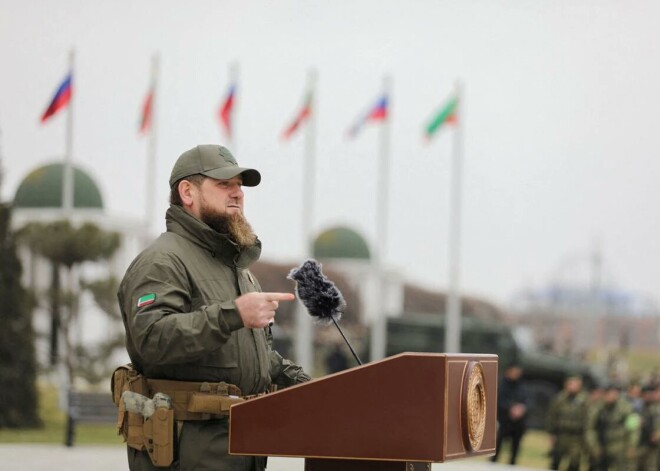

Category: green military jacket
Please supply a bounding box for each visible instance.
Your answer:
[587,397,637,455]
[547,390,589,436]
[118,205,310,396]
[639,402,660,447]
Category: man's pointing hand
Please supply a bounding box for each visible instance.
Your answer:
[235,292,295,328]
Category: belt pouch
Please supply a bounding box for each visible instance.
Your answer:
[112,365,147,450]
[143,407,174,467]
[187,392,245,415]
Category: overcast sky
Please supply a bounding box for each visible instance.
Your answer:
[2,0,660,309]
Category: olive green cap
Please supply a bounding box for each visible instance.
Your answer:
[169,145,261,188]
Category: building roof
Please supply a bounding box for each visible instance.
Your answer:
[313,226,371,260]
[14,163,103,209]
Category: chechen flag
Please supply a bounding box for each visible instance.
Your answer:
[424,95,458,141]
[218,83,236,139]
[41,73,72,123]
[139,87,154,135]
[347,94,388,138]
[282,91,312,140]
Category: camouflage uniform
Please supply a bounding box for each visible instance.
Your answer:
[637,394,660,471]
[587,395,638,471]
[587,390,605,471]
[547,389,589,471]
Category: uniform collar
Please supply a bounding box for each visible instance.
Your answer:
[165,205,261,268]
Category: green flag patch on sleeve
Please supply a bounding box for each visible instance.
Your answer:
[136,293,156,308]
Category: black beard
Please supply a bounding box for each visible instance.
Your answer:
[200,208,257,249]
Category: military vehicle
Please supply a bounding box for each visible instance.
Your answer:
[385,313,603,428]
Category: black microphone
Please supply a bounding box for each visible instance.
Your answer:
[287,259,363,366]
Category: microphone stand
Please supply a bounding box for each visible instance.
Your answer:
[331,317,362,366]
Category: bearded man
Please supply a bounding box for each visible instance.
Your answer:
[116,145,310,471]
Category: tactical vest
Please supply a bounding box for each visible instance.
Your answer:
[596,400,630,447]
[554,392,588,435]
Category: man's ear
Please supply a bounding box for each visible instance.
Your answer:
[178,180,196,208]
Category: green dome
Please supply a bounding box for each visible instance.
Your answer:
[313,226,371,260]
[14,163,103,209]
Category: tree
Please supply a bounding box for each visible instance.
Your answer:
[0,203,40,427]
[76,276,125,384]
[16,220,121,386]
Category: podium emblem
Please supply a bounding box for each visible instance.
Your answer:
[461,361,487,451]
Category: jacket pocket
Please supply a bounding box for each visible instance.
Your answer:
[190,293,240,369]
[199,333,239,368]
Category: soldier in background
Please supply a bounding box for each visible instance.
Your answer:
[627,382,645,415]
[547,375,589,471]
[490,363,529,465]
[587,384,639,471]
[637,384,660,471]
[647,369,660,390]
[587,384,606,471]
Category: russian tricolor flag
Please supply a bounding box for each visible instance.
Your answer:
[219,83,236,139]
[347,94,388,138]
[282,91,312,141]
[41,73,72,123]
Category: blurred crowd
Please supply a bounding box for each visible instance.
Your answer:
[491,365,660,471]
[546,375,660,471]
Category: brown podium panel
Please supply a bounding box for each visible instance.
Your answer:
[304,459,431,471]
[229,353,497,464]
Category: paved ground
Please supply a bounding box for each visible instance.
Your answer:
[0,444,537,471]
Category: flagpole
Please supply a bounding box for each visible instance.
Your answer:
[62,49,75,216]
[145,53,160,236]
[0,126,4,194]
[227,61,238,151]
[376,75,391,266]
[370,74,392,362]
[296,69,317,373]
[445,80,464,353]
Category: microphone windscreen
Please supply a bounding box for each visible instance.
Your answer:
[287,259,346,325]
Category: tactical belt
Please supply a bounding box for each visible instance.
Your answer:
[112,364,276,466]
[146,378,247,421]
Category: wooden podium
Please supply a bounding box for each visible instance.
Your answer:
[229,353,498,470]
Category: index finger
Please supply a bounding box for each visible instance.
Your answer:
[264,292,295,302]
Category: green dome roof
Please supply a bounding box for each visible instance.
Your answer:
[14,163,103,209]
[313,226,371,260]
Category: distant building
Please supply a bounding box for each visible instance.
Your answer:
[312,225,404,325]
[512,283,660,354]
